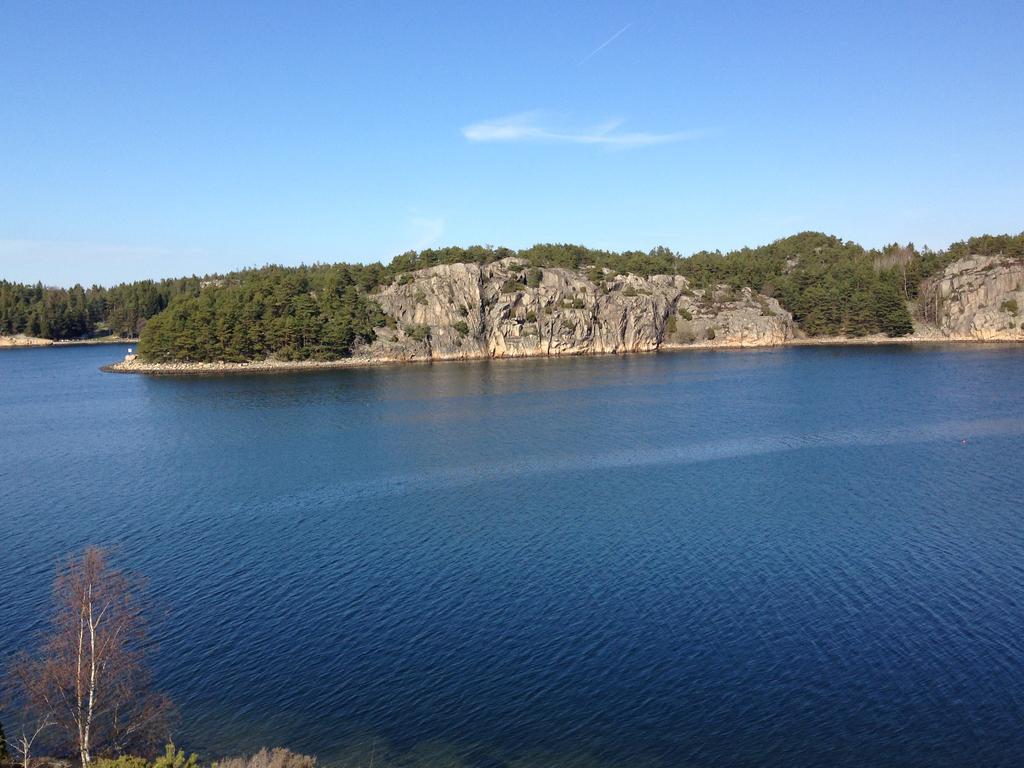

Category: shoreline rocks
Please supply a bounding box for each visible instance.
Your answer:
[103,335,1021,376]
[0,334,137,348]
[0,333,54,347]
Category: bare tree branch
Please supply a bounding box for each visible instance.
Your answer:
[8,548,173,766]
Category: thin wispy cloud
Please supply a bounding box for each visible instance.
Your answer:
[409,215,446,251]
[0,239,210,286]
[462,112,697,148]
[578,22,633,65]
[0,239,194,260]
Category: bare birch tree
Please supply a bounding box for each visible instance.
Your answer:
[9,548,172,766]
[6,713,54,768]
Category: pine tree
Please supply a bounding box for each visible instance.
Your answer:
[874,278,914,337]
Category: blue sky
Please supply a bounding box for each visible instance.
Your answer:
[2,0,1022,286]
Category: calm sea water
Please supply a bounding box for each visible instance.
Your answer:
[2,344,1024,767]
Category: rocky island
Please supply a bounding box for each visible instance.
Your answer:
[4,231,1023,374]
[106,259,792,373]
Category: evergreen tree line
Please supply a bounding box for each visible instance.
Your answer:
[137,265,387,362]
[681,232,919,336]
[5,231,1021,354]
[678,232,1019,336]
[0,277,202,340]
[388,242,681,277]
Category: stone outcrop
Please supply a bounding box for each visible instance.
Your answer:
[0,333,53,347]
[352,258,793,362]
[918,255,1024,340]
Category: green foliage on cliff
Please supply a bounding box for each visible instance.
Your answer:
[947,233,1024,261]
[683,232,918,336]
[403,323,430,342]
[368,231,965,337]
[385,242,680,278]
[500,276,526,294]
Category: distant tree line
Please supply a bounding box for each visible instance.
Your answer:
[4,231,1021,354]
[0,278,202,340]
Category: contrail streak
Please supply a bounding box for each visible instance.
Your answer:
[578,22,633,65]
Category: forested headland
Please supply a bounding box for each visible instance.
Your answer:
[3,231,1023,363]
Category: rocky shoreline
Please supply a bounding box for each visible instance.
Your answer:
[53,336,138,346]
[102,333,1021,376]
[1,333,137,348]
[103,341,772,375]
[0,333,54,347]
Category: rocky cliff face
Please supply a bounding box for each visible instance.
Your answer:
[919,255,1024,340]
[352,259,793,362]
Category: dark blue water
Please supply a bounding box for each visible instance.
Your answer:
[3,344,1024,767]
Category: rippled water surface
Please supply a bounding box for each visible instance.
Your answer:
[3,344,1024,767]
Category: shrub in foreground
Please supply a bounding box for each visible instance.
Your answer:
[215,748,316,768]
[95,746,315,768]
